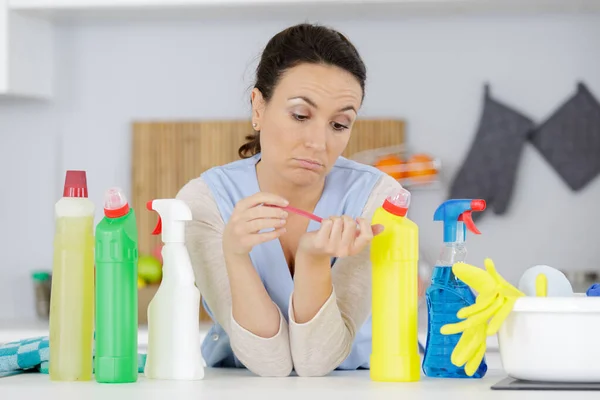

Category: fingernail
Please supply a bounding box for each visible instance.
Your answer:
[281,211,288,218]
[279,219,286,225]
[373,224,384,235]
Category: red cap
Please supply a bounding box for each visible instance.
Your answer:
[382,199,408,217]
[103,187,129,218]
[63,170,88,198]
[382,189,411,217]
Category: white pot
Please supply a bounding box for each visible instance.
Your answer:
[498,294,600,382]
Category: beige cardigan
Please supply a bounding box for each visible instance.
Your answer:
[176,173,402,377]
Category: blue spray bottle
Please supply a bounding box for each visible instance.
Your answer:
[422,199,488,378]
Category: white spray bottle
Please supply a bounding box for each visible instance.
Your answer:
[144,199,205,380]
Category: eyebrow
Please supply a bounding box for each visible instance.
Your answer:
[288,96,357,113]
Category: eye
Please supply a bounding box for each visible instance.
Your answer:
[292,113,308,122]
[331,121,349,131]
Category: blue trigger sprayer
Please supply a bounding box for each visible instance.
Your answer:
[422,199,488,379]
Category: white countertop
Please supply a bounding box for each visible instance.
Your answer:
[0,321,595,397]
[1,356,597,400]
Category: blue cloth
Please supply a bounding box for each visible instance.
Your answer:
[0,336,146,377]
[0,336,48,377]
[199,153,384,370]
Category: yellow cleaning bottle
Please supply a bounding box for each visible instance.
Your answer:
[49,170,95,381]
[370,187,420,382]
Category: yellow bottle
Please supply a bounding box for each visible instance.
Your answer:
[370,188,420,382]
[49,171,95,381]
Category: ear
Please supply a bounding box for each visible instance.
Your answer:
[251,88,266,130]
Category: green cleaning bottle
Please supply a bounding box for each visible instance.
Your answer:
[94,187,139,383]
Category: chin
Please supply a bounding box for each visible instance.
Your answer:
[286,169,325,187]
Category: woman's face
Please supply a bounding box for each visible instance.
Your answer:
[252,63,362,188]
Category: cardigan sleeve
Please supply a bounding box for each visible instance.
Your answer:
[176,177,293,377]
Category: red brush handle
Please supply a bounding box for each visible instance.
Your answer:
[267,204,382,236]
[280,205,323,223]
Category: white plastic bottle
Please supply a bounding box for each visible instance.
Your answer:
[144,199,205,380]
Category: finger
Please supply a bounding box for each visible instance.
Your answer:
[315,218,334,247]
[484,258,500,280]
[464,341,487,377]
[235,192,289,211]
[244,217,287,234]
[244,205,288,221]
[484,258,525,298]
[452,262,496,293]
[244,227,286,247]
[457,291,498,319]
[339,216,356,252]
[461,295,505,327]
[452,324,486,367]
[350,217,373,255]
[371,224,384,236]
[328,216,344,248]
[451,325,478,366]
[499,284,525,299]
[487,297,517,336]
[440,319,470,335]
[444,294,502,335]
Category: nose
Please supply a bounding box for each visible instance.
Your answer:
[303,124,327,151]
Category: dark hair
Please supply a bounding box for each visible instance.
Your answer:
[238,23,367,159]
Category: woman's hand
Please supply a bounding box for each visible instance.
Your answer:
[223,192,289,257]
[297,216,381,261]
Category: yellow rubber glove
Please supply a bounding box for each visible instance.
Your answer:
[440,258,525,376]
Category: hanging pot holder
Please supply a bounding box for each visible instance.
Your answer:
[530,82,600,191]
[449,84,534,221]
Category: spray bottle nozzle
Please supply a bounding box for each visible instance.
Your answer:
[434,199,486,243]
[456,200,486,235]
[146,199,192,243]
[146,200,162,235]
[470,199,486,212]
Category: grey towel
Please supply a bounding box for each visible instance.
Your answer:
[449,85,535,221]
[529,82,600,191]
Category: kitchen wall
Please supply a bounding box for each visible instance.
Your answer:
[1,11,599,320]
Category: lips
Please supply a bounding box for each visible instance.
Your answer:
[294,158,324,170]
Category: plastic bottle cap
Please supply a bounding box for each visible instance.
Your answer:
[382,188,411,217]
[63,170,88,198]
[103,187,130,218]
[32,271,51,281]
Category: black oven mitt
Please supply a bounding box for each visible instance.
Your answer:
[529,82,600,191]
[449,84,535,221]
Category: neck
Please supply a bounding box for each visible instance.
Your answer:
[256,160,323,211]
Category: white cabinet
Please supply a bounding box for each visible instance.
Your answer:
[9,0,600,15]
[0,1,52,99]
[3,0,599,100]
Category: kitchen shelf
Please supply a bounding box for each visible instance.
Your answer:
[350,144,442,191]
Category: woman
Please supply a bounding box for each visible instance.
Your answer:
[177,23,409,377]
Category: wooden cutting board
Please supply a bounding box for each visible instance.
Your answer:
[132,119,405,321]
